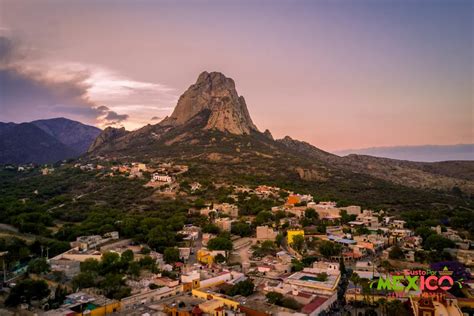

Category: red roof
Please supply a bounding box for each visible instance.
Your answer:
[192,306,203,315]
[301,296,328,314]
[296,291,313,298]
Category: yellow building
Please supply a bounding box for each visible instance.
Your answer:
[199,299,225,316]
[197,249,214,265]
[192,289,239,311]
[287,230,305,244]
[60,292,121,316]
[78,301,121,316]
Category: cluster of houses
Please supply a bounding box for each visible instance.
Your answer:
[4,178,473,316]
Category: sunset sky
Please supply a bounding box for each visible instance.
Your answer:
[0,0,472,151]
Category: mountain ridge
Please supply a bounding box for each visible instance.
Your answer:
[0,118,101,164]
[335,144,474,162]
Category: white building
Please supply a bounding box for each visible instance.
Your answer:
[152,173,173,183]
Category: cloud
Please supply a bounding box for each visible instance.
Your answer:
[151,116,162,121]
[0,35,177,129]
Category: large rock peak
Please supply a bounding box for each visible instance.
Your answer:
[163,71,258,135]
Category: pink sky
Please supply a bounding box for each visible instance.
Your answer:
[0,0,472,151]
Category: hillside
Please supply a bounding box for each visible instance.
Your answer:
[89,72,474,207]
[0,123,78,164]
[31,117,101,154]
[0,118,101,164]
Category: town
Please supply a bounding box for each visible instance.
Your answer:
[0,162,472,316]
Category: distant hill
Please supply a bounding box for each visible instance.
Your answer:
[31,118,101,154]
[335,144,474,162]
[0,118,101,164]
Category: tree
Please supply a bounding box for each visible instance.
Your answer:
[291,234,305,252]
[340,210,357,224]
[72,271,97,290]
[231,221,252,237]
[319,240,342,258]
[316,272,328,282]
[164,247,180,264]
[5,279,50,306]
[202,223,220,234]
[305,208,319,221]
[127,261,141,278]
[266,291,283,305]
[100,251,121,274]
[378,298,387,316]
[355,226,370,235]
[415,226,435,242]
[139,255,156,271]
[291,259,304,272]
[214,253,226,264]
[350,273,362,316]
[207,237,233,251]
[100,273,130,299]
[281,297,301,310]
[386,299,409,316]
[227,279,254,297]
[80,258,100,273]
[121,249,134,263]
[424,234,455,252]
[339,257,346,275]
[254,211,274,226]
[388,245,405,260]
[275,233,284,247]
[27,258,50,274]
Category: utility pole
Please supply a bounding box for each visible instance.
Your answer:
[0,251,8,285]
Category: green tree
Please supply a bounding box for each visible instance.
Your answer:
[266,291,283,304]
[389,245,405,260]
[275,233,284,247]
[202,223,220,234]
[100,273,130,299]
[231,221,252,237]
[291,259,304,272]
[5,279,50,306]
[27,258,50,274]
[127,261,141,278]
[415,226,435,242]
[305,208,318,219]
[386,299,409,316]
[291,234,305,252]
[319,240,342,258]
[254,211,274,226]
[80,258,100,273]
[164,247,180,264]
[100,251,121,274]
[207,237,233,251]
[281,297,301,310]
[227,279,254,297]
[72,271,97,290]
[316,272,328,282]
[121,249,134,263]
[214,253,226,264]
[350,273,362,316]
[424,234,455,252]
